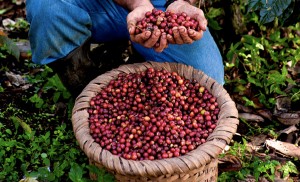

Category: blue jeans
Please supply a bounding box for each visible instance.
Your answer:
[26,0,224,84]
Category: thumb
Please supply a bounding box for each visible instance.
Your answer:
[127,21,136,34]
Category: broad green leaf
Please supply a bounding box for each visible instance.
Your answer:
[5,129,12,135]
[53,92,61,103]
[207,17,222,30]
[255,42,264,50]
[207,8,223,18]
[247,0,264,12]
[9,116,32,135]
[279,161,298,178]
[247,76,263,87]
[41,153,47,158]
[29,94,44,108]
[259,0,292,24]
[69,163,84,182]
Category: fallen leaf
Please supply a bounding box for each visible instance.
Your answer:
[218,155,242,173]
[265,139,300,159]
[275,112,300,125]
[287,61,300,77]
[19,177,38,182]
[239,113,264,122]
[256,109,273,121]
[278,125,298,136]
[236,103,253,113]
[2,18,16,30]
[5,71,26,86]
[248,134,267,148]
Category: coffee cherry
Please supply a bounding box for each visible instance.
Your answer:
[135,9,200,41]
[88,68,219,161]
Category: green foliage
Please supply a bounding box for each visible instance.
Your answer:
[26,66,72,110]
[218,139,293,182]
[206,7,224,30]
[225,22,300,109]
[86,165,114,182]
[247,0,293,24]
[279,161,298,178]
[251,156,280,181]
[0,105,89,181]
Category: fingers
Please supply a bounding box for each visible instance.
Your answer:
[195,9,207,31]
[127,19,137,35]
[143,29,161,48]
[167,34,175,44]
[172,27,184,44]
[178,27,193,44]
[188,29,203,41]
[167,26,194,44]
[154,33,168,52]
[130,30,152,44]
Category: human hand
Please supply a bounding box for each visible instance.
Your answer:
[127,6,168,52]
[166,1,207,44]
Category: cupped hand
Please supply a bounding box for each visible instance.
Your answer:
[127,6,168,52]
[166,1,207,44]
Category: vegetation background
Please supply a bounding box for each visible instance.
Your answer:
[0,0,300,181]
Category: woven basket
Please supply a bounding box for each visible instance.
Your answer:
[72,61,239,182]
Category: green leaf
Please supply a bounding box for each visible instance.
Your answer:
[255,42,264,50]
[207,7,223,18]
[53,92,61,103]
[69,163,84,182]
[103,174,114,182]
[53,161,69,177]
[242,97,258,108]
[41,153,47,158]
[279,161,298,178]
[259,0,292,24]
[9,116,32,135]
[5,129,12,135]
[247,0,264,12]
[0,35,20,61]
[247,75,263,87]
[29,94,44,108]
[207,17,222,30]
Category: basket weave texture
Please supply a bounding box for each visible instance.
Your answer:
[72,62,239,182]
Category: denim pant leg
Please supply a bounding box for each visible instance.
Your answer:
[26,0,93,64]
[26,0,224,84]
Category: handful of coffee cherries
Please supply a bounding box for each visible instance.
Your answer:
[135,9,200,36]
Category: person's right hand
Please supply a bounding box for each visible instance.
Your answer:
[127,6,168,53]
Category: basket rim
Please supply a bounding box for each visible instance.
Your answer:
[71,61,239,177]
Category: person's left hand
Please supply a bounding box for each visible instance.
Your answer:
[166,1,207,45]
[127,6,168,52]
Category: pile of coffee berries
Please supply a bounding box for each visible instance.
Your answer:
[88,68,219,161]
[135,9,199,35]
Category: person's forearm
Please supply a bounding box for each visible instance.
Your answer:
[113,0,153,11]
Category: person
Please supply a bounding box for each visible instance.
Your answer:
[25,0,224,97]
